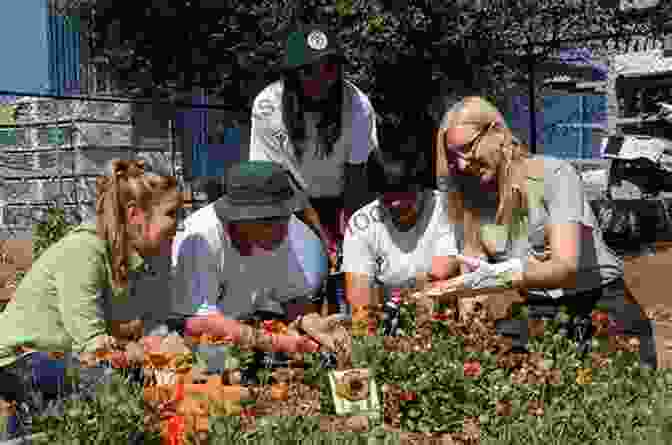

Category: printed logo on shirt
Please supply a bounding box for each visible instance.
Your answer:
[253,98,276,120]
[272,128,289,147]
[343,204,389,237]
[375,255,390,275]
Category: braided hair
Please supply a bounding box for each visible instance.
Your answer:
[95,159,179,288]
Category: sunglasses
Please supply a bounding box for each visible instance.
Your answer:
[442,121,497,167]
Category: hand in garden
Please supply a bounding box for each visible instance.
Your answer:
[109,350,130,369]
[141,336,164,354]
[433,256,524,290]
[430,275,466,292]
[93,334,118,351]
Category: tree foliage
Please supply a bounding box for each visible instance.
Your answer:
[65,0,664,137]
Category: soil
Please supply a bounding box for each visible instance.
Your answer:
[0,239,32,307]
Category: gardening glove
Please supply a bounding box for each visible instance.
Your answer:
[458,255,524,290]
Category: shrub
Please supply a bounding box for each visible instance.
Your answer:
[32,207,77,262]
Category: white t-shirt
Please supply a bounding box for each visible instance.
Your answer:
[249,79,379,198]
[170,203,328,319]
[342,190,459,288]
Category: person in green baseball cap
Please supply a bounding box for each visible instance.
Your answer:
[249,23,381,290]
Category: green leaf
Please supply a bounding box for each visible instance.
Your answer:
[408,408,422,418]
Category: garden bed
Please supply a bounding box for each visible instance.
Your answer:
[3,237,672,443]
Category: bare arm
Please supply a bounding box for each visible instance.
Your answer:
[345,272,384,335]
[294,206,335,271]
[185,314,320,353]
[514,223,580,291]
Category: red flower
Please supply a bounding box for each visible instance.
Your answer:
[368,319,377,335]
[399,391,417,401]
[433,313,449,321]
[174,382,184,402]
[262,320,275,335]
[463,360,481,377]
[592,311,609,323]
[166,415,185,445]
[109,351,129,369]
[241,408,256,417]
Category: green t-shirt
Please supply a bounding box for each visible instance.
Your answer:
[0,223,144,368]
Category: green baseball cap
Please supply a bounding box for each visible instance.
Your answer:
[214,161,302,221]
[282,24,345,71]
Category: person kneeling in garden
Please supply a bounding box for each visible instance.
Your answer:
[0,159,183,439]
[342,146,462,336]
[432,96,656,369]
[156,161,349,375]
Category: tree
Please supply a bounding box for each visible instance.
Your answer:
[62,0,663,141]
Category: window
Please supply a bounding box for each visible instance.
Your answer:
[617,77,672,118]
[542,94,607,159]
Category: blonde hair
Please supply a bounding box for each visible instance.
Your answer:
[95,159,179,288]
[436,96,530,227]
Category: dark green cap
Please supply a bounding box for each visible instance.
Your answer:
[282,24,344,70]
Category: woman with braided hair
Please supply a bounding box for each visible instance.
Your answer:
[0,159,184,438]
[431,96,657,369]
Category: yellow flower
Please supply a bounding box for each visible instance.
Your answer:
[368,16,385,33]
[576,368,592,385]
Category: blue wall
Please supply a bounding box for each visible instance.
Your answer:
[507,94,607,160]
[542,94,607,159]
[0,0,80,96]
[177,92,245,178]
[0,0,50,95]
[47,13,80,96]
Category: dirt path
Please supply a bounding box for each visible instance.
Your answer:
[624,243,672,369]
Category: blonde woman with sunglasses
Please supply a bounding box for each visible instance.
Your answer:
[432,96,656,369]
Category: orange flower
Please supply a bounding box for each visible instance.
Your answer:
[271,383,289,401]
[95,348,112,361]
[165,415,185,445]
[174,382,185,402]
[149,352,172,369]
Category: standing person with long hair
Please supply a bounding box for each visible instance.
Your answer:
[0,160,183,439]
[249,23,380,276]
[432,96,656,369]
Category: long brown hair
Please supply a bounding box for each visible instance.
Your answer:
[281,57,344,163]
[436,96,530,230]
[95,159,179,288]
